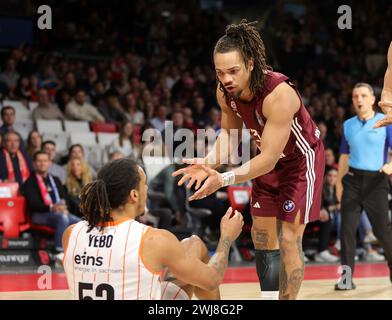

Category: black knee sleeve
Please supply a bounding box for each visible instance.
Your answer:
[255,249,280,291]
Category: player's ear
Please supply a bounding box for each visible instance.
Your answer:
[248,58,254,71]
[129,189,138,203]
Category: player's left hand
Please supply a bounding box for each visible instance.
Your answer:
[380,163,392,175]
[188,166,223,201]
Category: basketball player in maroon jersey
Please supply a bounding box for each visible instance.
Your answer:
[173,20,325,300]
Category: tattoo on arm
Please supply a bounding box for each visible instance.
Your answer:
[208,237,232,278]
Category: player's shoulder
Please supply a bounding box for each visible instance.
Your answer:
[142,227,178,249]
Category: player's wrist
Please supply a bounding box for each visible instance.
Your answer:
[220,171,235,187]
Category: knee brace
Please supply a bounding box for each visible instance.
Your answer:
[255,249,280,292]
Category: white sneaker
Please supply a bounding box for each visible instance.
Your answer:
[304,255,309,263]
[315,250,339,262]
[363,233,378,244]
[364,251,385,262]
[334,240,341,251]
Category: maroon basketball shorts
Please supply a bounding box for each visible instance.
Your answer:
[250,141,325,224]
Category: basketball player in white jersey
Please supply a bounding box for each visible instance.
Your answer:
[62,158,243,300]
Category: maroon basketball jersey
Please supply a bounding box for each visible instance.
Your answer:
[225,71,321,162]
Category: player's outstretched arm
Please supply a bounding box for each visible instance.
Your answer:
[143,207,243,292]
[187,82,300,201]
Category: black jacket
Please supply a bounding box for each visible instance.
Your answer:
[22,174,70,213]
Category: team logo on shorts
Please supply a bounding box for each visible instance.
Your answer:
[283,200,295,213]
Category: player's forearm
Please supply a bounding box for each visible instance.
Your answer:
[207,236,232,286]
[229,152,278,185]
[204,129,240,169]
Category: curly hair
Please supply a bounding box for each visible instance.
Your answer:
[214,19,271,97]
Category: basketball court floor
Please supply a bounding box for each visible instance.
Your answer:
[0,262,391,300]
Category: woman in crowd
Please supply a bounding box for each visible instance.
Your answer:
[26,130,42,158]
[109,120,141,160]
[65,157,92,216]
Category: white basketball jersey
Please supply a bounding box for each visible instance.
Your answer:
[63,218,162,300]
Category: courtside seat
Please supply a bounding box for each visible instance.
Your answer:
[0,182,29,238]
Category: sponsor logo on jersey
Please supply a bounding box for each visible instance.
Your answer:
[283,200,295,213]
[230,100,242,118]
[75,251,104,267]
[315,128,320,139]
[253,201,261,209]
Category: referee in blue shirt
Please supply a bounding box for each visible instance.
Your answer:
[336,83,392,290]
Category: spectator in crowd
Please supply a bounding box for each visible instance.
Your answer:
[0,131,33,187]
[81,66,99,95]
[124,92,144,125]
[314,169,340,262]
[0,59,19,93]
[150,105,168,132]
[183,107,198,134]
[15,75,33,102]
[325,148,338,173]
[42,140,67,185]
[109,151,125,161]
[66,144,96,177]
[208,108,221,132]
[22,151,79,259]
[65,157,92,216]
[37,65,60,91]
[97,91,127,124]
[65,89,105,122]
[56,72,78,102]
[192,96,208,128]
[162,110,189,158]
[32,88,65,121]
[108,120,140,160]
[26,130,42,158]
[0,106,16,136]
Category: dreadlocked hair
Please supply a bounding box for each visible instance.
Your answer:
[214,19,271,97]
[79,158,141,231]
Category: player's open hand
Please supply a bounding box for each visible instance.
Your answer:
[172,158,210,190]
[188,166,223,201]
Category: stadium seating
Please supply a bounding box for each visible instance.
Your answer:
[0,182,29,238]
[36,119,63,134]
[91,122,117,133]
[64,120,90,133]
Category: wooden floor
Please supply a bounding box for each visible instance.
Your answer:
[1,277,391,300]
